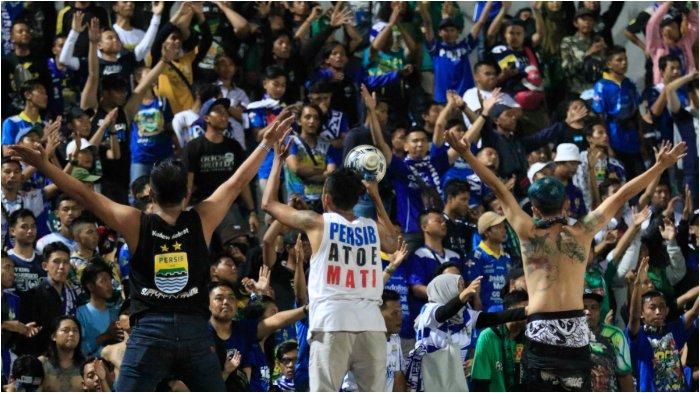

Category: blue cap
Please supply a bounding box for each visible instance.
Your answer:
[527,177,565,212]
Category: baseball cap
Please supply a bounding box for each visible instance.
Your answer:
[489,103,514,122]
[553,143,581,163]
[219,224,251,246]
[66,138,95,157]
[438,17,460,30]
[574,7,596,20]
[527,161,554,183]
[199,97,231,118]
[14,124,44,144]
[71,167,101,183]
[583,288,604,303]
[477,211,507,235]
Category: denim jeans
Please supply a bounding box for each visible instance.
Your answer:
[114,313,225,392]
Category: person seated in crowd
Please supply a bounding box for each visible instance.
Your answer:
[627,257,699,392]
[466,211,512,312]
[80,356,113,392]
[38,315,84,392]
[470,289,529,391]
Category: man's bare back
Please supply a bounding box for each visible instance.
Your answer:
[518,215,600,313]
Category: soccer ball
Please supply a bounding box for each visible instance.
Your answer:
[344,145,387,182]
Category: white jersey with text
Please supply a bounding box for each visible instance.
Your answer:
[308,213,386,333]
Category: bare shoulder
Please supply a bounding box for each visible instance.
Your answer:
[578,211,605,236]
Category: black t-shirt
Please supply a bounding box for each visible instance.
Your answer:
[184,135,247,204]
[270,253,295,312]
[1,52,51,117]
[130,210,211,320]
[626,9,652,35]
[91,106,130,202]
[99,52,138,84]
[443,213,477,258]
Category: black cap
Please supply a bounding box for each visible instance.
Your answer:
[583,288,604,303]
[575,7,597,20]
[65,106,94,122]
[438,17,460,30]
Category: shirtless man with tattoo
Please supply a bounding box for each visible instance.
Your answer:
[447,130,686,391]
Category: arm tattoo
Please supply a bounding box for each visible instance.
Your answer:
[581,211,604,234]
[556,228,587,263]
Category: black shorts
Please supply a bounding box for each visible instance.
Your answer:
[523,310,592,392]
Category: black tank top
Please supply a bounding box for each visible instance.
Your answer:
[130,209,210,319]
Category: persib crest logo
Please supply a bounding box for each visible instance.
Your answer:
[154,243,189,294]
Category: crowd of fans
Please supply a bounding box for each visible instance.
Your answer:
[1,0,699,391]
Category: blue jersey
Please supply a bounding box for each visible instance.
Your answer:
[248,342,271,392]
[464,241,511,311]
[565,182,588,220]
[642,84,688,143]
[429,37,476,103]
[130,98,174,164]
[389,145,450,233]
[1,112,42,145]
[406,246,462,330]
[294,317,310,392]
[466,172,493,206]
[8,250,45,292]
[1,288,20,380]
[209,319,258,388]
[627,317,691,392]
[591,73,640,153]
[244,98,283,180]
[442,156,474,187]
[383,260,411,339]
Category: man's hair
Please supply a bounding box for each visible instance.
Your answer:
[193,82,220,102]
[381,289,401,309]
[80,258,113,294]
[149,158,188,206]
[419,208,443,228]
[70,214,95,237]
[56,193,79,209]
[444,180,470,200]
[641,290,666,304]
[20,79,44,99]
[263,65,287,81]
[598,177,622,197]
[528,177,566,216]
[1,156,21,169]
[308,80,333,95]
[130,175,150,199]
[583,117,607,137]
[324,168,365,210]
[659,54,682,72]
[605,45,627,63]
[473,60,497,73]
[299,103,325,123]
[433,262,460,278]
[208,281,235,295]
[8,208,36,228]
[320,40,346,62]
[10,355,44,381]
[503,289,529,309]
[406,127,429,139]
[275,340,298,361]
[42,242,70,262]
[210,252,234,267]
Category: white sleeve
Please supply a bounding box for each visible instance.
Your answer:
[464,307,482,332]
[172,112,187,148]
[59,29,81,71]
[665,239,687,285]
[134,14,161,62]
[609,230,642,284]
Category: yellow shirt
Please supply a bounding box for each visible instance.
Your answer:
[154,50,197,113]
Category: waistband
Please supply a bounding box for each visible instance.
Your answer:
[527,309,585,322]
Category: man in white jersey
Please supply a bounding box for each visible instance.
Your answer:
[262,141,398,391]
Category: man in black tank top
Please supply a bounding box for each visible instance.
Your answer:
[7,114,294,391]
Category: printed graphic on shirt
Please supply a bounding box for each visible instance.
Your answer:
[135,108,164,137]
[650,332,684,391]
[154,242,189,294]
[325,222,379,289]
[200,152,236,173]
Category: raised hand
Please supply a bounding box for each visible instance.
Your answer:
[655,141,687,168]
[601,229,619,246]
[360,84,377,111]
[294,233,306,265]
[389,237,409,269]
[262,115,294,147]
[254,265,271,292]
[87,17,101,43]
[632,205,651,226]
[663,196,682,219]
[161,41,178,63]
[682,184,693,219]
[72,11,86,33]
[224,350,242,373]
[152,1,164,15]
[634,256,649,287]
[566,104,589,125]
[659,217,677,241]
[103,108,119,128]
[481,88,502,114]
[462,276,483,300]
[388,3,402,25]
[6,143,49,169]
[330,6,354,27]
[256,1,272,17]
[308,5,323,21]
[446,129,471,156]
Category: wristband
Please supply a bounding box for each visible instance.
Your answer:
[258,142,272,152]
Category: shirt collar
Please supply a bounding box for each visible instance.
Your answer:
[479,240,503,257]
[19,111,40,124]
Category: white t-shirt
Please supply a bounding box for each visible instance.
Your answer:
[308,212,386,333]
[172,110,200,148]
[462,87,519,127]
[341,334,404,392]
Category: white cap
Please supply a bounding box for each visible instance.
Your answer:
[66,138,94,157]
[553,143,581,163]
[527,162,553,183]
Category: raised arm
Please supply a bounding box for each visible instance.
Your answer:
[646,1,670,53]
[133,2,163,62]
[372,6,401,51]
[214,1,250,38]
[261,139,324,236]
[627,257,649,336]
[584,142,687,235]
[446,130,532,234]
[294,6,322,41]
[531,2,544,47]
[59,12,83,71]
[293,234,308,306]
[471,1,494,39]
[666,71,698,114]
[361,84,393,165]
[6,142,141,250]
[684,297,699,331]
[257,305,307,340]
[80,17,101,111]
[364,180,398,253]
[419,2,434,44]
[434,91,457,146]
[124,42,176,122]
[262,219,285,268]
[196,116,294,243]
[463,89,501,143]
[487,1,511,43]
